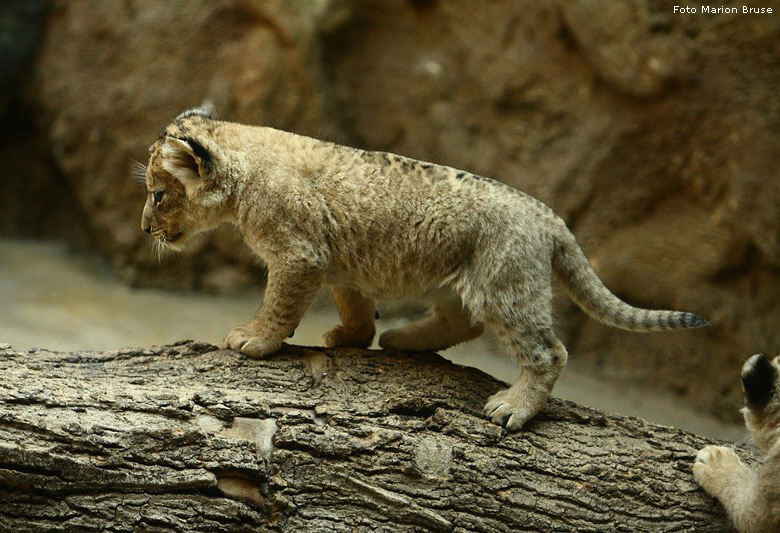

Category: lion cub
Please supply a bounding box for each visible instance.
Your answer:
[139,105,706,430]
[694,353,780,532]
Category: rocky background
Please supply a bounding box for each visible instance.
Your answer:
[1,0,778,422]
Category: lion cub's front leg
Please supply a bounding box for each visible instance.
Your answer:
[225,262,324,358]
[324,286,376,348]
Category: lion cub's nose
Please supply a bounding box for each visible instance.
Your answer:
[143,224,152,233]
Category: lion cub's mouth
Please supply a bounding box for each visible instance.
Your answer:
[167,231,184,243]
[151,229,184,246]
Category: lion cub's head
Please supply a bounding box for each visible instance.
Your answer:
[139,104,229,251]
[741,353,780,451]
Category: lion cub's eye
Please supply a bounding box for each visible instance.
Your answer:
[153,190,164,205]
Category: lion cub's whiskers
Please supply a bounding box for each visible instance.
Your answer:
[130,160,148,186]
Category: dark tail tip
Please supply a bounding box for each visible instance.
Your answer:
[682,313,709,328]
[742,353,777,409]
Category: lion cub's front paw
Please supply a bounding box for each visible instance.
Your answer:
[224,326,281,359]
[324,324,375,349]
[694,445,744,496]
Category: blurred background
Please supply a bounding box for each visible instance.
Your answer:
[1,0,778,440]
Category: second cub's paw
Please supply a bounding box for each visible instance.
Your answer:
[694,445,743,494]
[324,325,374,348]
[224,326,281,359]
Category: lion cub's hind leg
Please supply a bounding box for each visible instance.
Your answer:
[478,273,567,431]
[484,325,568,431]
[378,297,484,352]
[324,286,376,348]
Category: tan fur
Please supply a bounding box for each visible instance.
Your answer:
[694,354,780,532]
[140,106,706,430]
[325,286,375,349]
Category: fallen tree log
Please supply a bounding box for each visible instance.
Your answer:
[0,340,748,531]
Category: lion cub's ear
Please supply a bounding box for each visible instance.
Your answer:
[160,137,213,197]
[742,353,778,410]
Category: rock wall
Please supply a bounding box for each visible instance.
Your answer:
[2,0,779,420]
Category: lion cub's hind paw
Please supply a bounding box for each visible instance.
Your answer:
[323,325,374,349]
[378,328,421,351]
[484,389,537,432]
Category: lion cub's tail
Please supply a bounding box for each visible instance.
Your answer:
[552,230,708,332]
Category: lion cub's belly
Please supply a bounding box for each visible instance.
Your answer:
[325,258,455,301]
[324,218,471,301]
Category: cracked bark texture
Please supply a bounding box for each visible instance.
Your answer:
[0,341,748,531]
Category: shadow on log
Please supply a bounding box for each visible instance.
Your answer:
[0,341,745,531]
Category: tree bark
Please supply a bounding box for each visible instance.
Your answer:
[0,340,747,531]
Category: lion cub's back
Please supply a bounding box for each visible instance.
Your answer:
[318,145,556,294]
